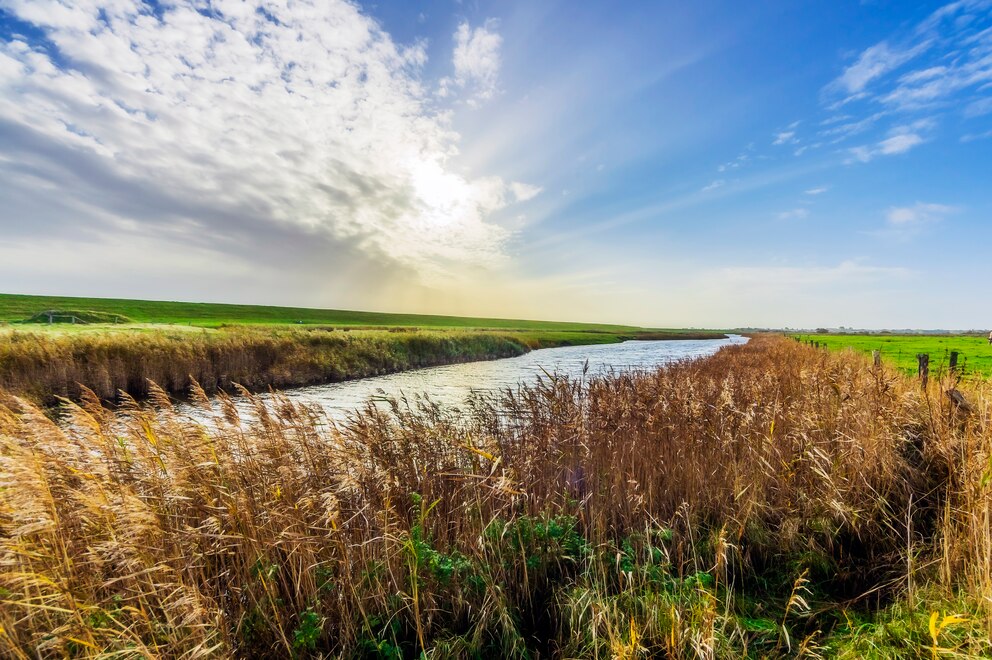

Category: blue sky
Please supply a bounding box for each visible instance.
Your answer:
[1,1,990,328]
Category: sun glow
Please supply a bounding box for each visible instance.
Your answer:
[395,157,512,277]
[410,160,469,228]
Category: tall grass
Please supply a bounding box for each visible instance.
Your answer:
[0,328,532,404]
[1,336,991,657]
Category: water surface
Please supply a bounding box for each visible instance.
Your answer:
[252,334,748,419]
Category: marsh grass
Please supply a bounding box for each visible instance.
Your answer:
[0,326,722,406]
[0,328,533,404]
[1,336,991,657]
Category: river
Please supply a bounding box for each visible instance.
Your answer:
[218,334,748,420]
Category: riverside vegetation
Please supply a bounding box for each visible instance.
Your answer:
[0,327,721,406]
[2,336,992,657]
[0,327,541,404]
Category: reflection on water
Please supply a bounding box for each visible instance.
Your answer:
[237,335,748,420]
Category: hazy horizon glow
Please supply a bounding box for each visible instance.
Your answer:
[1,1,990,329]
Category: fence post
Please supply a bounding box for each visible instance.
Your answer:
[872,350,881,368]
[949,351,959,375]
[917,353,929,389]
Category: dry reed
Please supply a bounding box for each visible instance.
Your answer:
[0,328,529,404]
[1,335,990,657]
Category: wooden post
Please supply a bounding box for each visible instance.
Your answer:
[917,353,929,389]
[949,351,959,375]
[872,350,881,367]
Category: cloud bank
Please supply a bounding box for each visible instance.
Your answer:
[0,0,533,296]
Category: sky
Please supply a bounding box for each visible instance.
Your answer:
[1,0,990,329]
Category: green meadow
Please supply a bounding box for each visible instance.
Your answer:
[795,333,992,378]
[0,292,677,333]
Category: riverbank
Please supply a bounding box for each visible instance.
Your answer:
[2,335,990,657]
[0,325,726,404]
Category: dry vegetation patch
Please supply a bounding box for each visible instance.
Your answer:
[1,336,990,657]
[0,328,532,404]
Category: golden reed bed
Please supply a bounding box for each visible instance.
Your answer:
[1,336,991,657]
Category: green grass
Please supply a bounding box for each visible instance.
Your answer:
[0,292,678,333]
[795,333,992,378]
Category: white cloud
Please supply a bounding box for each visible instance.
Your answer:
[871,201,957,240]
[886,202,956,226]
[442,19,502,105]
[848,124,928,162]
[832,42,923,95]
[0,0,533,287]
[773,130,797,145]
[805,187,829,195]
[701,179,725,192]
[777,208,809,220]
[878,132,924,155]
[510,181,542,202]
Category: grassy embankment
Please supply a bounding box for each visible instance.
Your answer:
[2,336,992,657]
[0,292,707,332]
[795,333,992,378]
[0,293,726,403]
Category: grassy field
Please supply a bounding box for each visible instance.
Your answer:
[794,333,992,378]
[3,336,992,657]
[0,292,676,332]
